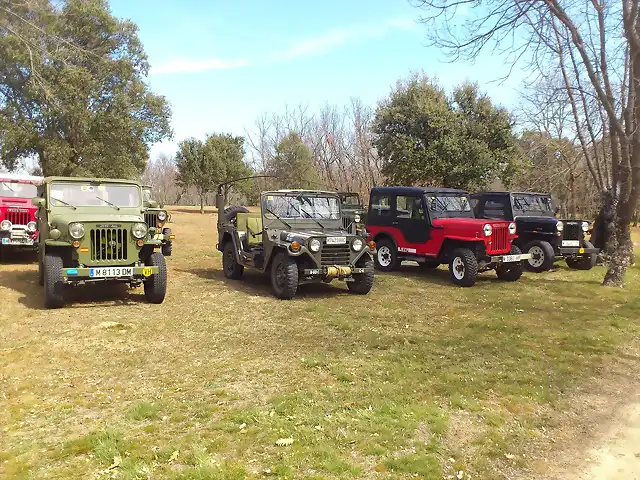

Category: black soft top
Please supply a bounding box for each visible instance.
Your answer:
[471,190,551,198]
[370,186,468,196]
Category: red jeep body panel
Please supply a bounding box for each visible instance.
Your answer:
[0,175,43,248]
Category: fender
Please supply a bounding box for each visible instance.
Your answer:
[372,231,397,250]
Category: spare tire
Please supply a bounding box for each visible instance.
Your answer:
[224,205,249,222]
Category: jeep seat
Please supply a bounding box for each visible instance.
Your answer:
[236,213,263,246]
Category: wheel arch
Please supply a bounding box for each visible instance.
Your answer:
[438,238,484,263]
[372,232,397,250]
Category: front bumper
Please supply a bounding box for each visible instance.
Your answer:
[303,266,368,276]
[0,231,36,247]
[489,252,533,264]
[62,265,159,281]
[558,246,599,255]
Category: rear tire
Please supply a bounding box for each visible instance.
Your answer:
[144,252,167,304]
[374,238,397,272]
[44,252,65,309]
[449,248,478,287]
[347,255,374,295]
[566,240,597,270]
[523,240,555,273]
[270,252,298,300]
[222,241,244,279]
[496,245,524,282]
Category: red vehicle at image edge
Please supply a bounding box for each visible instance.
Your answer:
[365,187,533,286]
[0,173,43,260]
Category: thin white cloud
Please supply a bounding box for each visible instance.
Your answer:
[150,18,416,75]
[151,58,248,75]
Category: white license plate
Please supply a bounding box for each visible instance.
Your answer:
[1,238,8,245]
[562,240,580,247]
[89,267,133,278]
[326,236,347,245]
[502,254,521,263]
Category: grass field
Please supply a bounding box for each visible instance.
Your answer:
[1,210,639,480]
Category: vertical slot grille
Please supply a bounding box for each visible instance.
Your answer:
[7,210,30,225]
[90,228,128,261]
[563,222,580,241]
[321,243,351,265]
[145,213,157,228]
[490,225,508,252]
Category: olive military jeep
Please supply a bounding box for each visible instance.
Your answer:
[470,191,599,272]
[216,181,376,300]
[338,192,366,236]
[142,185,174,256]
[33,177,168,308]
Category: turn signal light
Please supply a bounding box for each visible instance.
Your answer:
[72,241,80,248]
[290,241,301,252]
[136,240,144,247]
[368,241,376,250]
[169,234,175,239]
[80,247,89,253]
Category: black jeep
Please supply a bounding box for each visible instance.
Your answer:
[470,191,599,272]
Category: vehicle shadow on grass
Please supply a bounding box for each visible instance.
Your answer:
[0,249,38,265]
[0,269,147,311]
[180,267,355,300]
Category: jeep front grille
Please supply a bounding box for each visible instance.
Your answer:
[145,213,157,228]
[6,210,30,226]
[90,228,128,261]
[342,216,356,234]
[321,243,351,266]
[490,224,508,252]
[563,222,580,241]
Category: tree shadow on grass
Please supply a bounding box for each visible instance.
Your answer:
[179,267,359,300]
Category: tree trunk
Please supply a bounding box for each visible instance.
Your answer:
[603,214,633,287]
[200,195,204,214]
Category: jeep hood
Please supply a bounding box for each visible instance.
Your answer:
[0,197,37,209]
[432,217,510,236]
[49,213,144,225]
[278,229,350,242]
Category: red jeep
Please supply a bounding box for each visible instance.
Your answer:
[0,174,43,260]
[365,187,531,286]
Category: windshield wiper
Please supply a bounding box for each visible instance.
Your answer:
[50,196,77,209]
[265,207,292,229]
[95,196,120,210]
[290,202,325,230]
[1,182,16,192]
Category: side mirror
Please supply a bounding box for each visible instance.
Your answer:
[148,200,159,209]
[32,197,45,208]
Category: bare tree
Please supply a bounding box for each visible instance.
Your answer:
[413,0,639,287]
[142,152,179,205]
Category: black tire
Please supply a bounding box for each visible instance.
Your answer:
[419,259,440,269]
[161,228,172,256]
[374,238,397,272]
[496,245,524,282]
[523,240,555,273]
[270,252,299,300]
[566,240,597,270]
[144,252,167,304]
[44,252,65,309]
[222,241,244,279]
[347,255,374,295]
[224,205,249,223]
[449,248,478,287]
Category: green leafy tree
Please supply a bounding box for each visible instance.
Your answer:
[175,134,249,213]
[0,0,172,177]
[269,132,320,189]
[372,74,520,191]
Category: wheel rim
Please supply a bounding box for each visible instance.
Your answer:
[275,262,286,288]
[452,257,465,280]
[378,246,392,267]
[528,246,545,267]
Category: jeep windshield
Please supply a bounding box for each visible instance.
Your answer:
[512,194,554,217]
[263,193,340,220]
[143,188,152,203]
[340,194,361,207]
[1,181,37,198]
[49,183,141,208]
[426,194,474,219]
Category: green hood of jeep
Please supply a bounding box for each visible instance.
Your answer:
[49,213,144,226]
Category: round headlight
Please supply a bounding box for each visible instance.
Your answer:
[556,221,564,232]
[132,222,147,239]
[68,222,85,239]
[581,221,589,232]
[508,222,516,235]
[483,224,493,237]
[352,238,364,252]
[309,238,321,252]
[157,210,167,222]
[27,221,37,233]
[0,220,11,231]
[354,214,361,224]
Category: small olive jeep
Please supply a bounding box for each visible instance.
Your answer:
[216,180,376,299]
[33,177,168,309]
[142,185,174,256]
[338,192,366,236]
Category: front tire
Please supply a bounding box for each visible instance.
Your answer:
[496,245,524,282]
[270,252,299,300]
[523,240,555,273]
[222,241,244,279]
[161,228,172,256]
[374,238,397,272]
[566,240,597,270]
[144,252,167,304]
[347,255,374,295]
[44,252,65,309]
[449,248,478,287]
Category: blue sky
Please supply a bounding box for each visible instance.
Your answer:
[108,0,525,159]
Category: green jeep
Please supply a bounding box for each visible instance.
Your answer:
[338,192,366,235]
[142,185,173,256]
[33,177,168,309]
[216,180,376,300]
